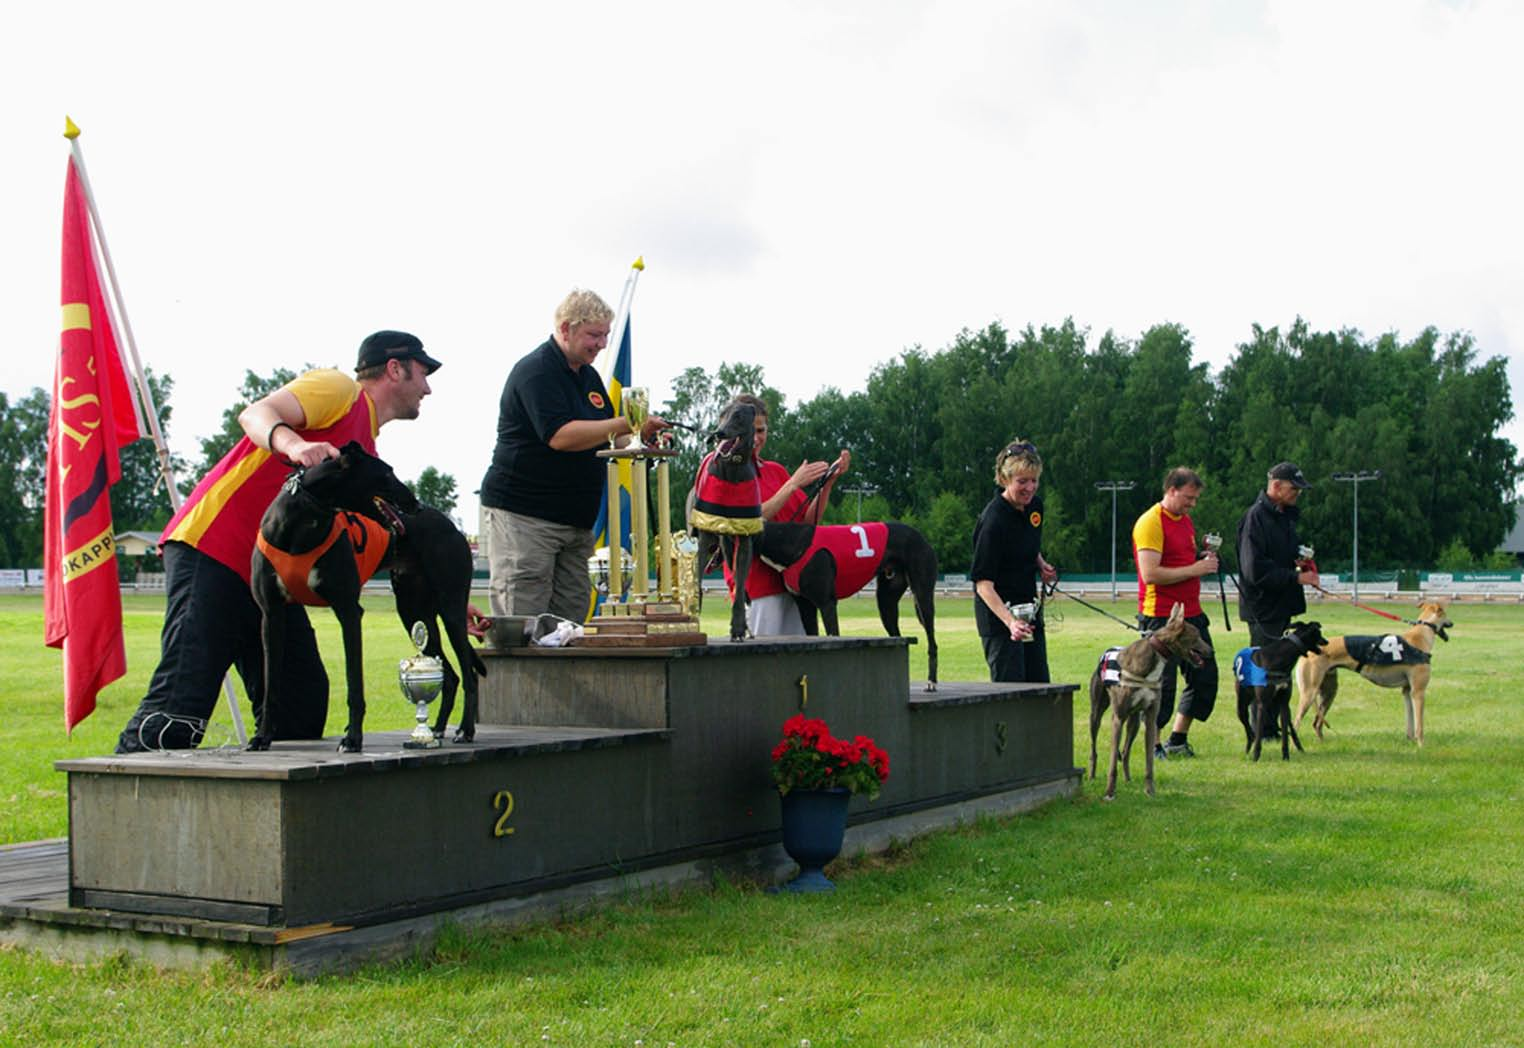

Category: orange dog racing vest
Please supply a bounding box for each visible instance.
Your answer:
[255,512,391,606]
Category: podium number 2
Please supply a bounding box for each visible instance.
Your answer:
[492,790,516,837]
[850,524,876,559]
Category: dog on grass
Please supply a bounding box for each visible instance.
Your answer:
[1087,604,1212,799]
[250,442,484,752]
[754,520,940,691]
[1293,599,1453,746]
[1232,621,1327,762]
[688,401,761,642]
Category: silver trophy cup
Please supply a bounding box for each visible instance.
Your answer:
[1007,601,1038,642]
[398,621,444,749]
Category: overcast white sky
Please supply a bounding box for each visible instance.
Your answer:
[5,0,1521,531]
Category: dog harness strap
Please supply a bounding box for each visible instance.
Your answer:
[255,513,392,607]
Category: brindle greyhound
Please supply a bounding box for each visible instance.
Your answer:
[249,442,484,752]
[1088,604,1212,799]
[756,520,940,691]
[1294,599,1453,746]
[689,402,762,642]
[1232,621,1328,762]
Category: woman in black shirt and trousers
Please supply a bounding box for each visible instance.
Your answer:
[972,441,1058,682]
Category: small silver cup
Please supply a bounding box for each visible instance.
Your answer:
[1007,601,1038,642]
[398,621,443,749]
[1203,532,1222,554]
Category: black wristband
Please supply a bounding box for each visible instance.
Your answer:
[267,421,296,454]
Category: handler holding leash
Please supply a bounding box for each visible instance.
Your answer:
[725,392,849,637]
[1133,467,1220,758]
[1236,462,1321,738]
[972,441,1058,682]
[115,331,441,753]
[480,289,667,623]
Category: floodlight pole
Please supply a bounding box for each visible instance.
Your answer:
[1331,470,1383,605]
[842,484,878,522]
[1095,480,1136,602]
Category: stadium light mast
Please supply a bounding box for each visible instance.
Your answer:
[841,484,878,522]
[1331,470,1383,605]
[1095,480,1136,602]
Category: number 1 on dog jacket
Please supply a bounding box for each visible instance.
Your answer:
[780,523,888,599]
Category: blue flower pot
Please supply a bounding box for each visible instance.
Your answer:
[779,788,851,893]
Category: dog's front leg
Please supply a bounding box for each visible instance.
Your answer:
[1104,709,1125,800]
[248,558,283,752]
[726,536,752,642]
[1143,704,1159,797]
[334,601,366,752]
[1250,690,1267,762]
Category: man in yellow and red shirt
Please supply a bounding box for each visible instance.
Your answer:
[115,331,441,752]
[1131,467,1220,758]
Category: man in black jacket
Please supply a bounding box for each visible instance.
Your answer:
[1236,461,1321,647]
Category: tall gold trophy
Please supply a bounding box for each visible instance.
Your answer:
[580,388,706,647]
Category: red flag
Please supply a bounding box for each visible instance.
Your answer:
[44,156,144,733]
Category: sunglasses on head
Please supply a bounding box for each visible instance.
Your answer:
[1002,442,1037,456]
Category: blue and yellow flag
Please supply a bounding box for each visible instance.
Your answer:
[589,317,634,612]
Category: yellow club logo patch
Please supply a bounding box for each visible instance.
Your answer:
[1029,511,1042,527]
[588,391,606,409]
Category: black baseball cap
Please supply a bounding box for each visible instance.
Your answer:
[1268,462,1311,489]
[355,330,441,375]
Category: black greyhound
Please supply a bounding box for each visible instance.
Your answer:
[688,402,761,642]
[1233,621,1327,762]
[755,520,940,691]
[249,441,484,752]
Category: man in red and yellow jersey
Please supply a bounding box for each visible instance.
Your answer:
[1131,467,1220,758]
[115,332,441,752]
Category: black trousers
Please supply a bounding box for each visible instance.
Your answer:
[115,541,329,752]
[982,619,1050,683]
[1140,611,1219,730]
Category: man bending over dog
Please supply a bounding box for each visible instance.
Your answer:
[1236,461,1321,733]
[115,332,443,753]
[1132,467,1220,758]
[480,289,668,623]
[723,393,850,637]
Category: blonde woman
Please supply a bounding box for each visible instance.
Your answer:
[972,441,1058,682]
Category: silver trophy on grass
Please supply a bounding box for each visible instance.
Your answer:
[398,621,443,749]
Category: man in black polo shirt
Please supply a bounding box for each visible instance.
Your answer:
[481,289,667,622]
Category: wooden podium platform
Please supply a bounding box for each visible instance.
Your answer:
[9,637,1079,974]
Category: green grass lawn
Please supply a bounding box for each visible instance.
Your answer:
[3,591,1523,1046]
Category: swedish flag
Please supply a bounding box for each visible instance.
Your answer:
[588,317,634,612]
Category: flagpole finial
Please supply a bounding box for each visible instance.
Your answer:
[631,256,645,271]
[64,116,81,140]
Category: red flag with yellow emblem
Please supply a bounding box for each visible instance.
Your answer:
[44,156,144,732]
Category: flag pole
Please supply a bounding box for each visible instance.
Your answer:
[63,118,181,512]
[63,117,247,745]
[604,255,644,405]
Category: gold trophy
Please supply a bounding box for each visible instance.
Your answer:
[398,621,444,749]
[622,387,650,449]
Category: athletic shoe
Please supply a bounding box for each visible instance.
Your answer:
[1161,739,1196,758]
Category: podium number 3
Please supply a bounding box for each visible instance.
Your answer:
[492,790,516,837]
[850,525,876,559]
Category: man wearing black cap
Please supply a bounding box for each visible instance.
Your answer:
[115,331,439,752]
[1236,461,1321,648]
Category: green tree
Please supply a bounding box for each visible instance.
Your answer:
[0,388,51,567]
[196,366,303,475]
[409,466,458,516]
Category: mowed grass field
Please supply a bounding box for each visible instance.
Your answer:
[3,591,1523,1046]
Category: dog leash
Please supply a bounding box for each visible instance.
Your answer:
[1047,582,1141,632]
[787,461,842,523]
[1309,583,1406,623]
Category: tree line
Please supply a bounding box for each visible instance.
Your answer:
[0,369,458,576]
[4,317,1516,579]
[659,318,1520,577]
